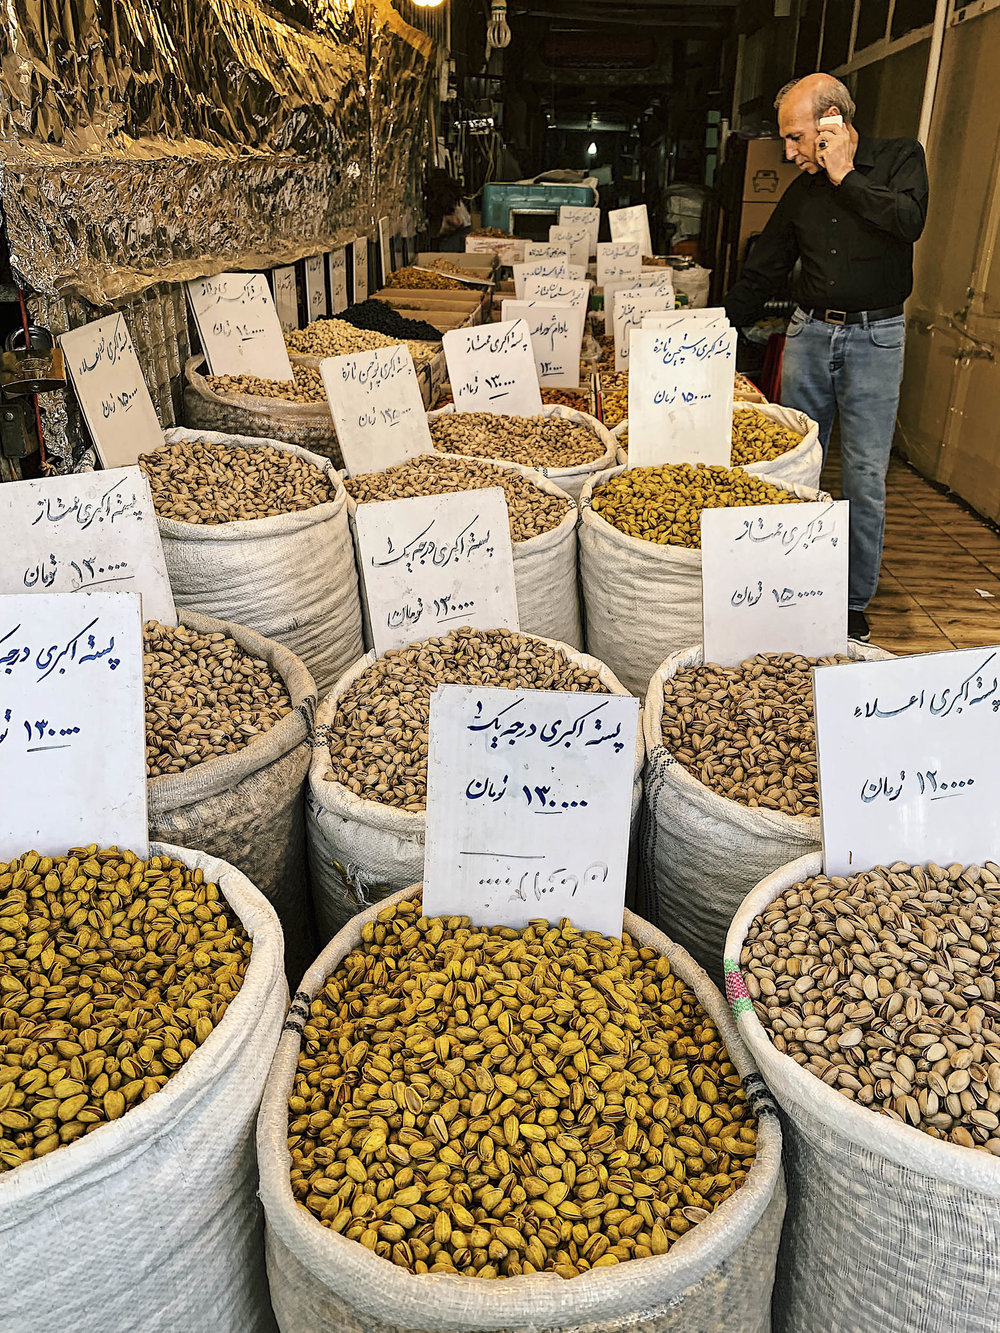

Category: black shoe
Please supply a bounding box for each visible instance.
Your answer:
[848,610,870,643]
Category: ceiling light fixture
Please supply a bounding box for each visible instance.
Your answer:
[587,141,598,156]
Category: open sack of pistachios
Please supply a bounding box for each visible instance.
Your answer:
[257,887,784,1333]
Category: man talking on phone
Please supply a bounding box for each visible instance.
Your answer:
[724,73,928,643]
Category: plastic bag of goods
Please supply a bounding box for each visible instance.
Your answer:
[579,463,830,698]
[427,404,617,504]
[183,356,342,468]
[145,430,363,697]
[727,853,1000,1333]
[145,609,319,984]
[306,628,643,941]
[640,644,891,982]
[257,884,785,1332]
[342,453,582,650]
[0,842,285,1333]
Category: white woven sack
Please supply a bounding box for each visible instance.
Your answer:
[345,458,582,650]
[306,638,645,942]
[258,884,785,1333]
[148,608,317,983]
[578,466,829,698]
[0,842,286,1333]
[725,853,1000,1333]
[183,355,342,467]
[158,427,363,696]
[639,642,891,983]
[604,406,819,489]
[427,403,617,503]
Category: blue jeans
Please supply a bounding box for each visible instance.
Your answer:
[781,307,906,610]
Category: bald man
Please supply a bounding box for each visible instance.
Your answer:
[725,74,928,642]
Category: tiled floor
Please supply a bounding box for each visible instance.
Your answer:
[822,450,1000,655]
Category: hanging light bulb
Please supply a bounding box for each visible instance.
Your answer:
[587,141,598,156]
[411,0,445,7]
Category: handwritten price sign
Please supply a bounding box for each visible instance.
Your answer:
[814,645,1000,875]
[353,488,519,655]
[443,320,543,417]
[701,501,848,665]
[60,313,164,469]
[320,345,432,476]
[0,591,148,859]
[0,467,176,624]
[627,323,736,466]
[500,299,585,389]
[186,273,293,380]
[423,685,639,936]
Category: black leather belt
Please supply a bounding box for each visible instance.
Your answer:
[802,304,904,326]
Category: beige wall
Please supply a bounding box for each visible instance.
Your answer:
[853,40,929,139]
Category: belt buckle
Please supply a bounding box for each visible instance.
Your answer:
[825,308,847,325]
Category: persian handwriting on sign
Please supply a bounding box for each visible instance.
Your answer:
[0,709,81,753]
[372,514,495,575]
[186,273,293,380]
[853,651,1000,721]
[31,475,142,531]
[647,327,733,368]
[321,346,431,476]
[422,685,639,936]
[0,616,121,682]
[860,768,976,804]
[443,320,543,417]
[734,505,840,556]
[730,582,824,608]
[24,554,132,593]
[76,313,132,377]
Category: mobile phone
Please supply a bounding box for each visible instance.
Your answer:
[818,113,843,128]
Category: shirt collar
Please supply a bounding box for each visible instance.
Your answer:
[853,134,876,170]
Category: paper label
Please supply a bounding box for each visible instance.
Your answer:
[0,591,148,860]
[353,239,369,304]
[513,259,569,301]
[549,226,589,268]
[643,307,728,330]
[524,242,569,261]
[305,255,329,322]
[609,204,652,257]
[320,346,432,476]
[814,645,1000,875]
[186,273,294,380]
[501,300,584,389]
[701,501,849,666]
[597,241,641,287]
[60,314,163,469]
[0,467,176,625]
[328,249,349,315]
[613,289,675,372]
[443,320,543,416]
[423,685,640,936]
[354,489,519,655]
[559,205,600,257]
[522,277,591,312]
[626,324,737,465]
[466,236,526,264]
[272,266,299,332]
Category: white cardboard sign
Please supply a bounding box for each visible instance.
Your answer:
[634,269,676,293]
[272,266,299,332]
[320,345,432,477]
[443,320,543,416]
[0,590,148,860]
[305,254,329,322]
[60,314,163,470]
[613,289,676,372]
[814,645,1000,876]
[597,241,641,287]
[644,308,727,330]
[353,239,369,304]
[423,685,640,936]
[522,277,591,312]
[559,205,600,257]
[328,249,349,315]
[513,259,569,301]
[701,500,849,666]
[354,489,519,655]
[186,273,294,380]
[549,226,589,268]
[377,217,392,287]
[0,467,176,625]
[609,204,652,258]
[501,300,585,389]
[524,242,569,261]
[626,324,737,464]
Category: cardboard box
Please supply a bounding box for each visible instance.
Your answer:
[742,139,798,203]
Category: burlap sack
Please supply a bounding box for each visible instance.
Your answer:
[578,467,830,698]
[427,404,618,503]
[345,457,582,651]
[183,355,342,467]
[0,843,285,1333]
[306,637,644,942]
[726,853,1000,1333]
[157,427,363,696]
[640,642,892,982]
[148,608,317,983]
[257,885,785,1333]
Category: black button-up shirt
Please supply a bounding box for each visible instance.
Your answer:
[724,134,929,328]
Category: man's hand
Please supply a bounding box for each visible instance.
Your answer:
[816,121,855,186]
